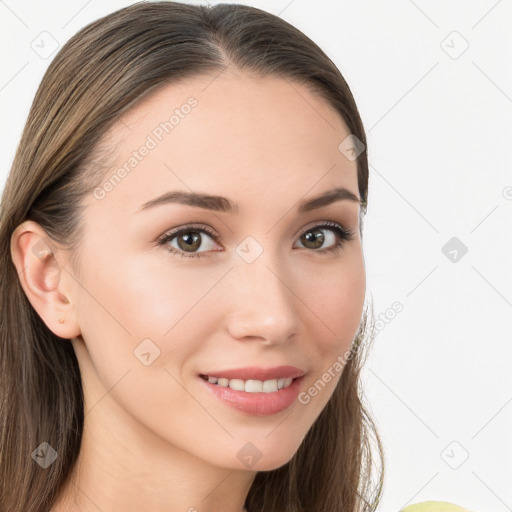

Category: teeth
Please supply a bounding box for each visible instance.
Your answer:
[204,375,294,393]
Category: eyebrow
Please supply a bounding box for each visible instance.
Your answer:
[136,187,361,215]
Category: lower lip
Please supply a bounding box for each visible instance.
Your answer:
[199,376,304,416]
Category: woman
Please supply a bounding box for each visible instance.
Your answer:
[0,2,384,511]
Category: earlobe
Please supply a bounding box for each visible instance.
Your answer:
[10,220,81,339]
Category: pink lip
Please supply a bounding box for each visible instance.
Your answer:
[199,365,305,381]
[200,375,305,416]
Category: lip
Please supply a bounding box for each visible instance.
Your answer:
[199,374,305,416]
[198,365,305,381]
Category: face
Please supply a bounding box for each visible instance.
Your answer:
[67,69,365,471]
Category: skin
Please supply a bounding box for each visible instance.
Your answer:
[11,69,366,512]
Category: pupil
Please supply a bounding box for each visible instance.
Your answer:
[305,230,323,248]
[179,232,200,251]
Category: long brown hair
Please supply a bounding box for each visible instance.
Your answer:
[0,2,384,510]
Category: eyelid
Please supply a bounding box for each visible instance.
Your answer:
[156,223,218,244]
[156,220,351,242]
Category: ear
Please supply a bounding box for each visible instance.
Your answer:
[10,220,81,339]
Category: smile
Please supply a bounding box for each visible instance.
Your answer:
[200,374,294,393]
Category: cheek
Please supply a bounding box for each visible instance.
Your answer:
[325,270,365,343]
[291,259,365,419]
[81,247,206,336]
[75,249,224,380]
[73,252,213,439]
[301,253,366,351]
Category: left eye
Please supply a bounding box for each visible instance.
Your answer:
[157,221,356,259]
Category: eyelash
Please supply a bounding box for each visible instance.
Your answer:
[156,221,356,259]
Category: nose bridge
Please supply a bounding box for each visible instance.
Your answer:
[225,243,299,343]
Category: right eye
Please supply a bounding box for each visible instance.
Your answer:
[157,224,220,258]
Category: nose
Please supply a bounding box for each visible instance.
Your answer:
[224,252,300,346]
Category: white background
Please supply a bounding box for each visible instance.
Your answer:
[1,1,511,511]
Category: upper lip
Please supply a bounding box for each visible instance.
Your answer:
[200,365,305,381]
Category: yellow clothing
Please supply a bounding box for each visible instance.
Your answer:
[401,501,475,512]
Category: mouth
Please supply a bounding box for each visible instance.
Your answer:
[198,373,305,416]
[199,374,298,393]
[197,365,305,394]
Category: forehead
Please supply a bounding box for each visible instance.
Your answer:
[87,69,359,218]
